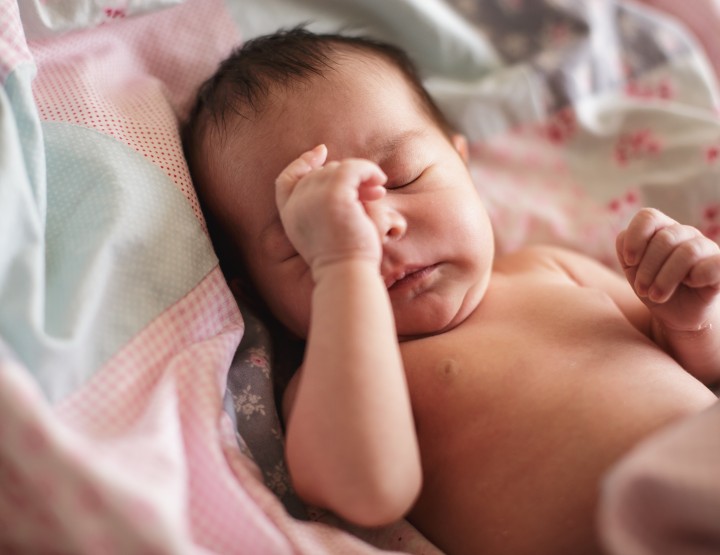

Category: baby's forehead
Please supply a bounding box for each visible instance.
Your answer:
[204,46,436,195]
[268,47,417,112]
[327,48,422,95]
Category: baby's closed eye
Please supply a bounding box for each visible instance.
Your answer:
[384,169,425,190]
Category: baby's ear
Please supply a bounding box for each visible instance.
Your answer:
[451,134,469,164]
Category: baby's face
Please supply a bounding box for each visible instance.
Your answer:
[205,51,494,339]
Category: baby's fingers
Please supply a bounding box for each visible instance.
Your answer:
[321,158,387,200]
[621,208,676,267]
[685,253,720,290]
[634,224,698,298]
[275,144,328,208]
[644,235,714,302]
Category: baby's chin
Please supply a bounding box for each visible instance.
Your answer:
[396,317,466,342]
[394,302,476,342]
[394,278,489,341]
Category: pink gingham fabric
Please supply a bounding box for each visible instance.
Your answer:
[0,0,32,81]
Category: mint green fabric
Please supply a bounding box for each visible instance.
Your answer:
[0,64,217,403]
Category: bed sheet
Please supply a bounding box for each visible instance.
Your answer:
[1,0,720,553]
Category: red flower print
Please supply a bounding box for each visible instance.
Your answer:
[625,77,675,100]
[104,7,126,19]
[607,188,641,214]
[701,203,720,241]
[614,129,662,166]
[705,145,720,164]
[539,108,577,145]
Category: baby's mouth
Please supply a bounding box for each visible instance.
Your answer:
[385,264,438,290]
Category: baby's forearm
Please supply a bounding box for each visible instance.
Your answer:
[284,260,421,526]
[653,314,720,386]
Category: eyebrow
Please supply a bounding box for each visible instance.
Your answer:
[373,128,427,165]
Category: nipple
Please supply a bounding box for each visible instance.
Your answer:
[438,358,460,382]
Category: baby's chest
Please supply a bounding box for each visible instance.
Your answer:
[400,282,651,431]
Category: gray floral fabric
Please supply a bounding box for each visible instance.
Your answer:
[224,307,307,519]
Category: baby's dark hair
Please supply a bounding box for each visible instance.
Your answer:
[183,27,452,161]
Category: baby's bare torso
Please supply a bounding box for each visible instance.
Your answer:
[401,250,716,555]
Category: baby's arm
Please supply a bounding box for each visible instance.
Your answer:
[276,145,421,527]
[616,208,720,385]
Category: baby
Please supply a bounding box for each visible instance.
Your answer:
[183,28,720,555]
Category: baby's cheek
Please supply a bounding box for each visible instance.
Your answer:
[260,226,299,263]
[280,270,315,339]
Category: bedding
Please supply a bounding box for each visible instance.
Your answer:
[1,0,719,553]
[600,400,720,555]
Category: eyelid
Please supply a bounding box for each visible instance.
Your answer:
[280,251,300,263]
[386,170,423,190]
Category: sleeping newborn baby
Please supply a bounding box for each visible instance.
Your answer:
[183,28,719,555]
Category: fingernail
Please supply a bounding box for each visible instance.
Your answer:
[635,281,647,297]
[649,286,663,302]
[302,145,327,167]
[625,252,636,266]
[304,144,324,158]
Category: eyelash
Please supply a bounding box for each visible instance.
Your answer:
[387,172,422,190]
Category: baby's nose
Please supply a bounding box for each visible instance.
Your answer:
[366,202,407,243]
[384,210,407,242]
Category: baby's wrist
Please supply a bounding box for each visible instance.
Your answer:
[652,316,711,341]
[651,316,715,360]
[311,256,381,285]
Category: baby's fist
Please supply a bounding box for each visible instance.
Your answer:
[616,208,720,330]
[275,145,388,279]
